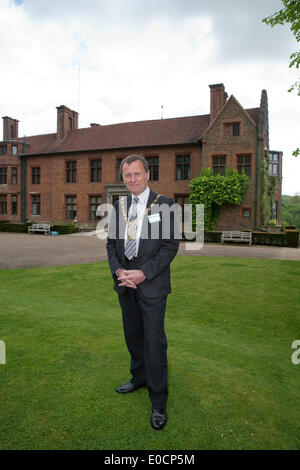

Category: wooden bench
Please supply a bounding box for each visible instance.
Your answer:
[221,231,252,246]
[28,223,51,235]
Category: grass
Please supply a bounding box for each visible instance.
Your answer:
[0,256,300,450]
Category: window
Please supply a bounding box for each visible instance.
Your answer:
[176,155,190,180]
[32,167,40,184]
[0,145,7,156]
[66,196,77,219]
[233,123,240,136]
[243,208,251,218]
[175,194,190,230]
[90,196,102,220]
[224,122,240,137]
[146,156,159,181]
[0,195,7,214]
[12,145,18,155]
[237,154,251,177]
[32,195,40,215]
[0,167,7,184]
[269,152,279,176]
[270,201,278,220]
[117,158,124,182]
[90,159,102,182]
[11,167,18,185]
[213,156,226,175]
[12,195,17,215]
[66,161,77,183]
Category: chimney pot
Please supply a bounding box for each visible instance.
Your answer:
[2,116,19,141]
[209,83,227,123]
[56,105,78,141]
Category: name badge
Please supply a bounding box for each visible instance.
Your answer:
[148,213,161,224]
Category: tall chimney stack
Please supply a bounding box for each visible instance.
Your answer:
[56,105,78,141]
[209,83,228,123]
[2,116,19,141]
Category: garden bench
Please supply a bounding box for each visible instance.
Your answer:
[28,223,50,235]
[221,231,252,246]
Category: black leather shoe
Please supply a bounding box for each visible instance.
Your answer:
[150,409,167,430]
[115,382,145,394]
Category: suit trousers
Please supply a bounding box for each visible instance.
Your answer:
[118,287,168,410]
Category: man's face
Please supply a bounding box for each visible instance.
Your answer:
[122,160,149,196]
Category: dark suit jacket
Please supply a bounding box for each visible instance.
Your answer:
[106,189,179,298]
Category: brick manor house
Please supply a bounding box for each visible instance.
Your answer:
[0,83,282,231]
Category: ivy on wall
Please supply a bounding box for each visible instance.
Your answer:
[261,151,278,225]
[189,168,249,231]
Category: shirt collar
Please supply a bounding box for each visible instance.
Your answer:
[131,186,150,205]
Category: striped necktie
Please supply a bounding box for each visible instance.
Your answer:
[125,196,139,260]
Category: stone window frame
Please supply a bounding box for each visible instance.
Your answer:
[145,155,159,181]
[0,166,7,184]
[236,153,252,178]
[241,207,252,219]
[89,195,102,220]
[211,155,227,175]
[66,160,77,184]
[31,194,41,216]
[222,119,242,138]
[90,158,102,183]
[175,154,191,181]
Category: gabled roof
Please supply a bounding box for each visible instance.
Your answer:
[202,95,258,138]
[23,108,259,157]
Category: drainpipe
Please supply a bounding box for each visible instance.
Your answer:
[254,127,259,231]
[21,136,27,223]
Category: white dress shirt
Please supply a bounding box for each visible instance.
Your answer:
[125,186,150,256]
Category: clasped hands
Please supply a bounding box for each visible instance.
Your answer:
[117,268,146,289]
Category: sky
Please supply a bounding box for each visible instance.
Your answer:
[0,0,299,195]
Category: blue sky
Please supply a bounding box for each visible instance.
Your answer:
[2,0,300,194]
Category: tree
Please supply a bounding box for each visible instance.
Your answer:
[263,0,300,157]
[282,194,300,229]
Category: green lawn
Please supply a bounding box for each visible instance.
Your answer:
[0,256,299,450]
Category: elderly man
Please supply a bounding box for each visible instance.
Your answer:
[106,154,179,430]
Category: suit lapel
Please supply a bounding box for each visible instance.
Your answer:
[137,190,158,256]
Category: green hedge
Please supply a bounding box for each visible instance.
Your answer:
[252,231,287,246]
[204,231,222,243]
[0,222,29,233]
[286,230,299,248]
[0,221,79,234]
[203,230,299,248]
[50,223,79,234]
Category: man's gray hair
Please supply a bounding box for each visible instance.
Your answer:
[120,154,149,173]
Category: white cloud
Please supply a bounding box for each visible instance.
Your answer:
[1,0,299,195]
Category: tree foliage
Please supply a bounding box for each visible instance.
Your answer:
[282,194,300,229]
[189,168,249,231]
[263,0,300,157]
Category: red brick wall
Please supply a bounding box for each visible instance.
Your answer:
[202,96,258,231]
[24,144,202,227]
[0,141,22,222]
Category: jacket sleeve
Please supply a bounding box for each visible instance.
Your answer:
[140,198,179,281]
[106,201,123,278]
